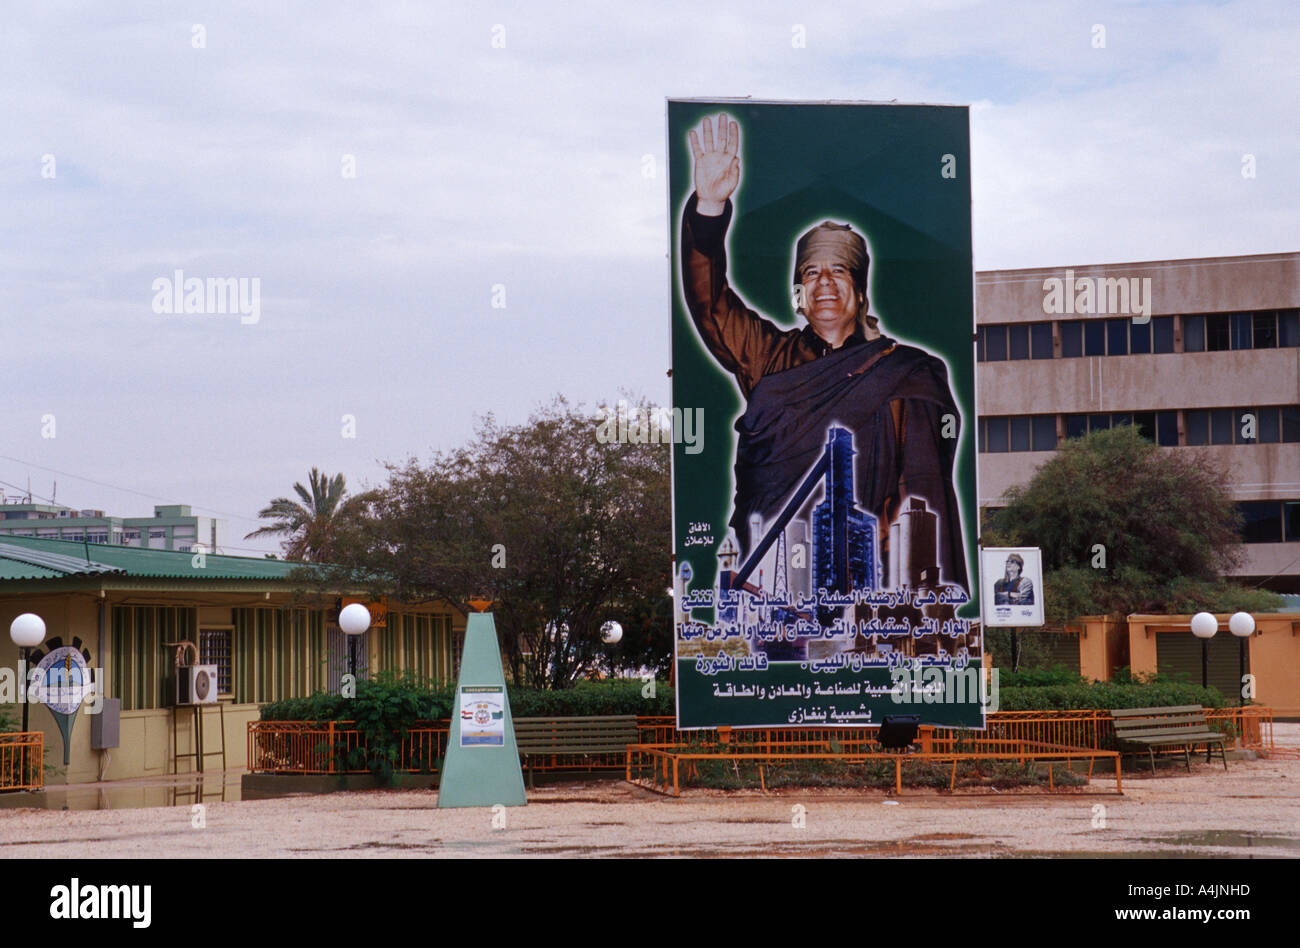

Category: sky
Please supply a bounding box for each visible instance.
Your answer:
[1,0,1296,555]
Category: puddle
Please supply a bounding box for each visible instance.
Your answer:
[1,772,242,811]
[1133,831,1300,850]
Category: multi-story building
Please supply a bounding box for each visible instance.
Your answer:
[0,502,224,553]
[975,251,1300,593]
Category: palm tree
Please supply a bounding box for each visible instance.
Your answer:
[245,468,360,561]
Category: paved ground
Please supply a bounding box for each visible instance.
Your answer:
[3,726,1297,858]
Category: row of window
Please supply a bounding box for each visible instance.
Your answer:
[109,605,458,711]
[979,407,1300,453]
[982,502,1300,545]
[978,309,1300,362]
[1185,312,1300,352]
[1238,501,1300,544]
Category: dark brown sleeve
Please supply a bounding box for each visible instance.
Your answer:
[680,192,785,398]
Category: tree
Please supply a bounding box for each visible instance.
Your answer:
[328,396,672,688]
[245,468,362,562]
[988,425,1282,622]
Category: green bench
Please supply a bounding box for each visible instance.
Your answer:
[1110,705,1228,774]
[514,715,640,788]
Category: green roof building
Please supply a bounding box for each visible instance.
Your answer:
[0,537,464,786]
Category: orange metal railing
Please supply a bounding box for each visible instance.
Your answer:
[0,731,44,791]
[247,720,448,775]
[247,706,1274,776]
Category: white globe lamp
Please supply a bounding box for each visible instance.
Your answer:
[9,613,46,733]
[338,603,371,682]
[9,613,46,648]
[339,603,371,635]
[1190,612,1218,639]
[1228,611,1255,638]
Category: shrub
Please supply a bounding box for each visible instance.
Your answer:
[997,679,1225,711]
[262,676,672,723]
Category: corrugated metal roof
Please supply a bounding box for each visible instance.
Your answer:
[0,536,316,582]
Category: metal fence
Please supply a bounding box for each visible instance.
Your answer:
[247,706,1275,776]
[0,732,44,791]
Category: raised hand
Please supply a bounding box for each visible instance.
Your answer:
[688,114,740,216]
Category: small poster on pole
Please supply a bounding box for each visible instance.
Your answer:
[980,547,1045,627]
[458,685,506,747]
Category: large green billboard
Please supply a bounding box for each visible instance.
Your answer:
[669,100,983,730]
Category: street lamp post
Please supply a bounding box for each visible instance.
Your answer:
[339,603,372,681]
[601,621,623,677]
[1189,611,1218,689]
[9,613,46,734]
[1228,611,1255,708]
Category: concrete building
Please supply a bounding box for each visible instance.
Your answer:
[976,251,1300,592]
[0,501,224,554]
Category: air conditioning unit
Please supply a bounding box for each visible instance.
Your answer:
[176,664,219,705]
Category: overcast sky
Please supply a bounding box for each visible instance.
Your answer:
[2,1,1295,554]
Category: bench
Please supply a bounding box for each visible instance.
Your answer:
[514,715,641,788]
[1110,705,1227,774]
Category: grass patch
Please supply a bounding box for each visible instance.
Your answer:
[681,756,1090,791]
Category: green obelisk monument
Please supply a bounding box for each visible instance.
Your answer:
[437,611,527,808]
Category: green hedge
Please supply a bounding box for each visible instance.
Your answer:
[260,675,673,723]
[997,682,1226,711]
[259,672,1225,723]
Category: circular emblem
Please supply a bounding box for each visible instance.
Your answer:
[194,669,212,701]
[474,705,491,725]
[35,646,92,715]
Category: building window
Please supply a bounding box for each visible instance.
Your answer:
[1007,324,1029,360]
[1157,411,1179,446]
[1130,319,1150,354]
[1284,406,1300,442]
[1106,318,1128,356]
[1280,310,1299,347]
[1031,322,1053,359]
[200,627,234,696]
[1186,410,1209,445]
[985,416,1009,453]
[1032,415,1057,451]
[1184,315,1204,352]
[1230,312,1253,350]
[1084,321,1105,356]
[1009,416,1031,451]
[980,415,1059,453]
[1252,312,1277,348]
[1238,501,1284,543]
[1257,407,1280,443]
[1206,314,1231,351]
[1065,414,1088,439]
[1152,316,1174,353]
[984,325,1007,361]
[111,606,195,711]
[1287,502,1300,543]
[1209,409,1234,445]
[1060,320,1083,358]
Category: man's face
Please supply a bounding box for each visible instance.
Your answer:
[1007,561,1021,580]
[798,257,860,337]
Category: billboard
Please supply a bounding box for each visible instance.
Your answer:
[669,100,981,729]
[980,547,1045,628]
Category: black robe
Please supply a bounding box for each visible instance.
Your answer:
[731,335,969,593]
